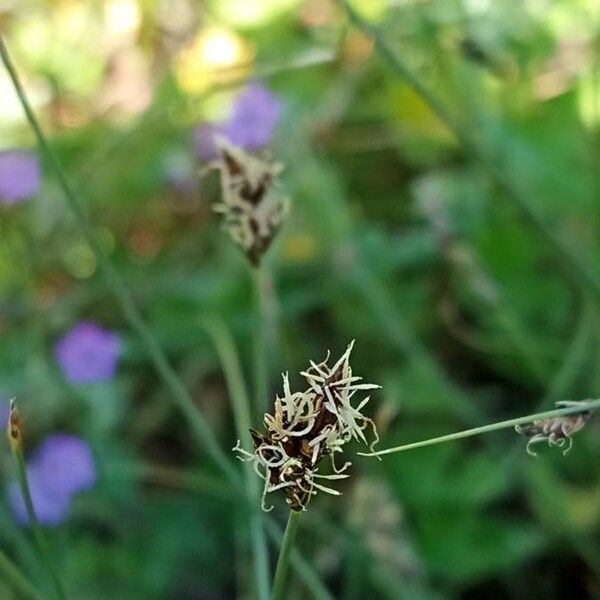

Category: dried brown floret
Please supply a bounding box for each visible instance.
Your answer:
[515,401,591,456]
[7,399,22,452]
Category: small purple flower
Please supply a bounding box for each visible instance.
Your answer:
[55,321,121,383]
[8,434,96,526]
[8,469,72,526]
[193,83,283,160]
[0,150,41,204]
[223,83,283,150]
[32,435,96,494]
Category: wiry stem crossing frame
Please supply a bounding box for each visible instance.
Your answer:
[359,399,600,458]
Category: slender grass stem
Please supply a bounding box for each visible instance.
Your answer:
[252,266,269,418]
[264,517,333,600]
[271,510,302,600]
[0,35,237,485]
[338,0,600,302]
[13,449,67,600]
[0,547,45,600]
[359,399,600,458]
[203,320,270,600]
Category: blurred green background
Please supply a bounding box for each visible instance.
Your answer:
[1,0,600,598]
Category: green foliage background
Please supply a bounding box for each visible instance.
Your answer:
[1,0,599,598]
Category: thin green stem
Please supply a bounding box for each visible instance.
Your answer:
[0,35,237,485]
[359,399,600,457]
[264,517,333,600]
[338,0,600,302]
[13,449,67,600]
[271,510,302,600]
[252,266,269,418]
[0,547,45,600]
[202,320,270,600]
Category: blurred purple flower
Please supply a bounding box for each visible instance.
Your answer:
[8,468,72,526]
[193,82,282,160]
[223,83,283,149]
[0,150,41,204]
[8,434,96,526]
[55,321,121,383]
[33,435,96,494]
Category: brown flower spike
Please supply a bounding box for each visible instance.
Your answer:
[7,399,22,452]
[234,341,380,511]
[210,136,289,266]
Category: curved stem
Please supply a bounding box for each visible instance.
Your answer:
[0,35,237,485]
[359,399,600,458]
[0,547,45,600]
[252,266,269,418]
[271,510,302,600]
[14,449,67,600]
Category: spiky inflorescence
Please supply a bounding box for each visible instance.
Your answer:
[210,136,289,266]
[234,341,380,511]
[515,401,592,456]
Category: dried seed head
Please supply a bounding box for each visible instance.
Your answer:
[234,341,380,511]
[210,136,289,266]
[515,401,592,456]
[7,399,22,452]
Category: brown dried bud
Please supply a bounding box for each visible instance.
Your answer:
[7,399,22,452]
[515,401,591,456]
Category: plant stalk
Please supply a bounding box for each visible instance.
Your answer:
[13,449,67,600]
[271,510,302,600]
[252,265,269,418]
[359,399,600,457]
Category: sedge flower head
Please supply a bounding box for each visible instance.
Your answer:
[210,136,289,266]
[234,341,380,511]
